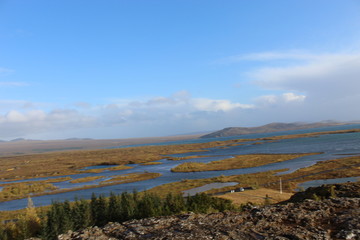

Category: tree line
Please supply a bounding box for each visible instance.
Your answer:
[0,191,235,240]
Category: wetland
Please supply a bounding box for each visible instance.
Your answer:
[0,124,359,212]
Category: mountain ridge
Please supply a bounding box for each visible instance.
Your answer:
[200,121,358,138]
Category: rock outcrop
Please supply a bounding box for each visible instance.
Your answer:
[59,197,360,239]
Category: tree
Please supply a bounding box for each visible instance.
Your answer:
[136,192,162,218]
[72,199,92,230]
[120,192,136,221]
[90,194,108,226]
[107,192,121,222]
[17,196,42,239]
[163,193,186,215]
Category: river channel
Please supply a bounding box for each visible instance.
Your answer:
[0,124,359,211]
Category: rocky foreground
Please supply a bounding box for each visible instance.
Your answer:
[59,183,360,240]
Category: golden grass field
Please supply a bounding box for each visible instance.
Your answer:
[217,188,293,205]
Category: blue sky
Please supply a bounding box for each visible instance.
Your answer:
[1,0,360,140]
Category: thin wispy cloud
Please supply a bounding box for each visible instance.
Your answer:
[0,67,14,75]
[0,81,28,87]
[217,51,360,63]
[221,51,317,63]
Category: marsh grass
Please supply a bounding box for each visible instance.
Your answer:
[149,155,360,197]
[141,162,162,165]
[101,172,161,184]
[0,129,358,180]
[0,155,359,223]
[166,155,209,161]
[69,176,103,184]
[0,182,57,202]
[171,153,317,172]
[0,141,229,180]
[79,165,133,173]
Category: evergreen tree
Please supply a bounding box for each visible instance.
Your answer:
[90,194,108,226]
[61,200,74,232]
[136,192,162,218]
[43,203,61,240]
[72,199,92,230]
[96,195,108,226]
[163,193,186,215]
[107,192,121,222]
[120,192,136,221]
[90,193,97,225]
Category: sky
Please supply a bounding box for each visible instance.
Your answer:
[0,0,360,140]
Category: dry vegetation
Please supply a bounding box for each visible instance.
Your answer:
[69,176,103,184]
[141,162,163,165]
[0,128,359,214]
[0,129,358,181]
[166,155,209,161]
[0,182,57,202]
[217,188,293,205]
[277,155,360,189]
[0,141,231,180]
[171,153,317,172]
[101,172,162,184]
[79,165,133,173]
[0,172,162,202]
[146,170,285,197]
[149,155,360,198]
[0,134,204,157]
[0,156,359,222]
[257,128,360,141]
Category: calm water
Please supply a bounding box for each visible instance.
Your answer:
[0,124,359,211]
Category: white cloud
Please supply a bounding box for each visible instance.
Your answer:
[108,91,252,113]
[282,93,306,102]
[0,92,254,139]
[2,48,360,141]
[5,110,27,123]
[239,51,360,123]
[192,98,253,112]
[246,52,360,98]
[0,107,97,139]
[256,92,306,106]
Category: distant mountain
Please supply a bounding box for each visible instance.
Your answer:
[10,138,27,142]
[200,122,354,138]
[65,138,93,141]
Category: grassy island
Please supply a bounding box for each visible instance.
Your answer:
[171,153,317,172]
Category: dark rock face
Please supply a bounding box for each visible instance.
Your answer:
[59,197,360,240]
